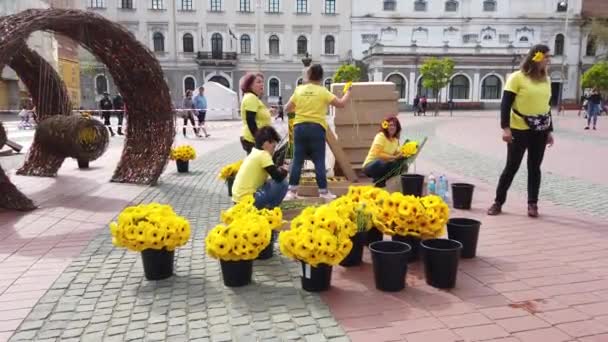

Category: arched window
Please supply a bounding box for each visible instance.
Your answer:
[95,74,109,95]
[450,75,470,100]
[183,33,194,53]
[153,32,165,52]
[324,35,335,55]
[269,35,280,55]
[387,74,406,99]
[184,76,195,93]
[383,0,396,11]
[417,77,433,98]
[414,0,427,11]
[297,78,303,86]
[269,78,280,97]
[240,34,251,54]
[554,34,565,56]
[297,35,308,55]
[324,78,332,90]
[211,33,223,59]
[586,36,597,56]
[483,0,496,11]
[519,36,529,43]
[445,0,458,12]
[481,75,502,100]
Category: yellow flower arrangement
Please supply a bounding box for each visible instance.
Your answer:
[218,160,243,181]
[401,141,418,158]
[109,203,191,252]
[170,145,196,161]
[532,51,545,63]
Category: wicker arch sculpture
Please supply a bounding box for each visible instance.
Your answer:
[0,8,174,185]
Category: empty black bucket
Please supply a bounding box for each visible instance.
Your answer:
[452,183,475,209]
[369,241,411,292]
[176,160,189,173]
[257,231,277,260]
[447,218,481,259]
[392,235,420,262]
[421,239,463,289]
[141,249,174,281]
[301,263,332,292]
[366,228,383,246]
[340,232,366,267]
[220,260,253,287]
[401,174,425,197]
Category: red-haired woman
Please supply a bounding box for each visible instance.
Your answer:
[362,116,403,188]
[239,73,275,154]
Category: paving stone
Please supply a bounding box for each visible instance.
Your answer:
[297,325,320,335]
[9,331,37,341]
[62,328,84,338]
[18,320,44,331]
[146,332,167,341]
[107,325,128,336]
[210,333,233,342]
[294,316,317,326]
[146,322,167,333]
[188,328,210,339]
[305,334,328,342]
[323,327,346,338]
[167,324,187,336]
[126,329,145,340]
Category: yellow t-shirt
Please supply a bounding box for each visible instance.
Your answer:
[505,71,552,130]
[290,84,337,130]
[231,148,274,203]
[241,93,272,142]
[363,133,400,167]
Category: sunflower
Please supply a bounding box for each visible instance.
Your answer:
[381,120,389,129]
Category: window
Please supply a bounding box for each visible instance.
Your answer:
[463,34,478,43]
[297,35,307,55]
[184,77,196,93]
[324,78,332,90]
[414,0,427,11]
[586,36,597,56]
[181,0,193,10]
[387,74,406,99]
[210,0,222,11]
[296,0,307,13]
[211,33,223,58]
[183,33,194,53]
[417,78,433,98]
[449,75,470,100]
[269,35,280,55]
[554,34,565,56]
[324,35,335,55]
[240,35,251,54]
[383,0,396,11]
[95,75,108,95]
[557,1,567,12]
[483,0,496,11]
[268,0,279,12]
[120,0,132,9]
[519,36,529,42]
[240,0,251,12]
[269,78,280,97]
[445,0,458,11]
[325,0,336,14]
[89,0,105,8]
[153,32,165,52]
[481,75,502,100]
[151,0,163,10]
[483,34,493,41]
[499,34,510,44]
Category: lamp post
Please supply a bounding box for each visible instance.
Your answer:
[559,0,570,115]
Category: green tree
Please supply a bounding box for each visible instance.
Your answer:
[591,18,608,49]
[333,64,362,83]
[420,57,455,115]
[582,61,608,92]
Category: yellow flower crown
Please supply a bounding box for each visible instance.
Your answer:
[381,120,389,129]
[532,51,545,63]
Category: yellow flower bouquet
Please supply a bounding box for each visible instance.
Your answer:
[170,145,196,161]
[218,160,243,181]
[401,141,418,158]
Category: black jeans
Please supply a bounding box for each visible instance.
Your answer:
[495,129,548,205]
[363,159,401,188]
[183,113,198,135]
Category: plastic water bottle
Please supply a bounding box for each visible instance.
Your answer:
[427,173,436,195]
[437,175,446,199]
[439,175,450,204]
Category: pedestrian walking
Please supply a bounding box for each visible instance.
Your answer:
[413,95,420,116]
[112,93,125,135]
[181,90,199,137]
[420,95,428,116]
[275,96,285,121]
[585,88,601,130]
[193,86,211,138]
[99,92,115,137]
[487,44,555,218]
[239,72,276,154]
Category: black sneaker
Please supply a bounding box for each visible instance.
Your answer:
[487,203,502,216]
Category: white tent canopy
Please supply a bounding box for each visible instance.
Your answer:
[192,81,238,121]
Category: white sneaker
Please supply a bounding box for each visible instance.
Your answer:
[284,191,299,201]
[319,190,336,200]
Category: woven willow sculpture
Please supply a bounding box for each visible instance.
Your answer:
[0,123,36,211]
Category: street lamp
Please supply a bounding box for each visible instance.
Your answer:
[559,0,570,114]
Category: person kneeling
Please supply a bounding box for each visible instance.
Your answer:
[362,116,403,188]
[231,126,289,209]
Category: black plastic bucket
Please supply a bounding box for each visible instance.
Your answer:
[369,241,411,292]
[301,263,332,292]
[226,177,235,197]
[220,260,253,287]
[77,159,89,169]
[421,239,462,289]
[401,174,425,197]
[340,232,366,267]
[176,160,189,173]
[451,183,475,209]
[366,227,383,246]
[447,218,481,259]
[141,249,174,281]
[392,235,421,262]
[257,231,277,260]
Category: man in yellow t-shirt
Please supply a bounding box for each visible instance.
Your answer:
[231,126,288,208]
[362,117,402,187]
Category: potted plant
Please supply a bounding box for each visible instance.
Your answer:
[344,186,386,246]
[109,203,191,280]
[218,160,243,197]
[170,145,196,173]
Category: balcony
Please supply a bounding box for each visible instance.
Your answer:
[194,51,238,67]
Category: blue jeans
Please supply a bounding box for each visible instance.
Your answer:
[363,159,401,187]
[254,179,289,209]
[588,104,600,127]
[289,123,327,190]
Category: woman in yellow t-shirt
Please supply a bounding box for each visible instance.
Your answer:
[283,64,352,200]
[239,73,275,154]
[362,116,402,188]
[488,44,555,218]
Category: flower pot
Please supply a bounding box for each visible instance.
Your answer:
[77,159,89,169]
[176,160,189,173]
[301,262,332,292]
[226,177,235,197]
[366,227,383,246]
[257,231,277,260]
[340,232,366,267]
[421,239,463,289]
[401,174,425,197]
[220,260,253,287]
[369,241,411,292]
[447,218,481,259]
[141,249,174,281]
[392,235,421,263]
[451,183,475,209]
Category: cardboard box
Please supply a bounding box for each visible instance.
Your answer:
[331,82,399,101]
[334,125,380,146]
[334,101,399,125]
[297,178,352,198]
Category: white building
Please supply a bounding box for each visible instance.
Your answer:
[80,0,352,109]
[352,0,603,109]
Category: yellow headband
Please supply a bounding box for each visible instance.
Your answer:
[532,51,545,63]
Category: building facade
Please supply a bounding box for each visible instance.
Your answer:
[352,0,604,109]
[80,0,352,109]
